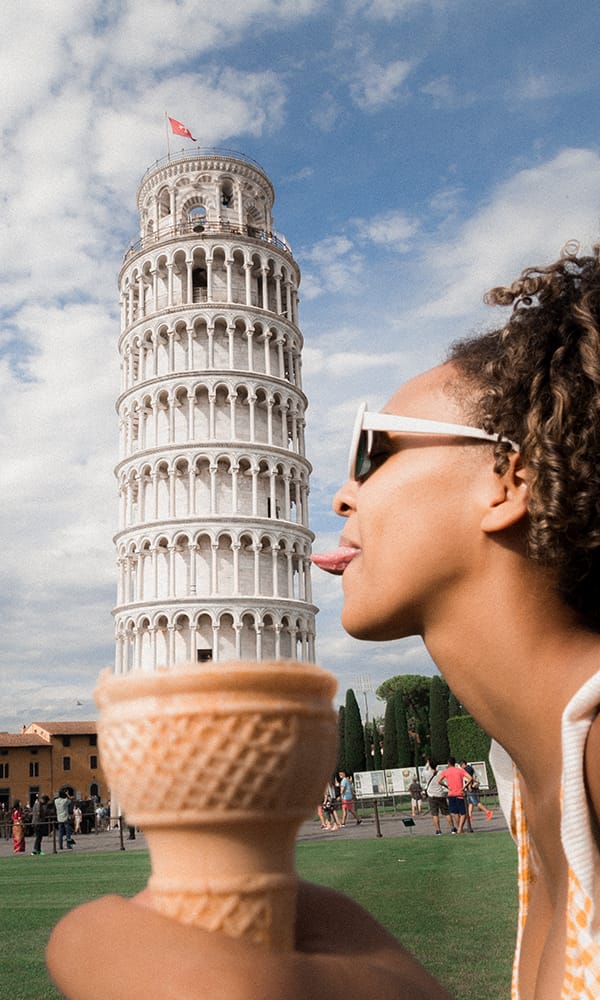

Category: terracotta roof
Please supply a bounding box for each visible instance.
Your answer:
[0,733,49,748]
[24,722,98,737]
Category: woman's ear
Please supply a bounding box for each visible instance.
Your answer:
[480,453,529,533]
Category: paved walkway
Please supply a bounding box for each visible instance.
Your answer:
[0,806,508,859]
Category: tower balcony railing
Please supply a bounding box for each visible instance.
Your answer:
[139,147,268,185]
[123,218,293,262]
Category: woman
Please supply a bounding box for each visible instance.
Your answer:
[47,244,600,999]
[312,243,600,999]
[12,800,25,854]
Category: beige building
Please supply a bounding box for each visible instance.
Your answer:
[0,722,105,809]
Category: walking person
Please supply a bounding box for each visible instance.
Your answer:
[338,770,361,826]
[54,788,75,850]
[408,777,423,818]
[318,783,341,830]
[31,795,50,855]
[459,760,492,824]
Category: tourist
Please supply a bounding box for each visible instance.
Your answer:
[338,770,361,826]
[31,794,50,855]
[11,800,25,854]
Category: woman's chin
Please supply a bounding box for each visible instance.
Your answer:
[341,605,415,643]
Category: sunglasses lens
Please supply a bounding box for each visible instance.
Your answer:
[354,429,371,480]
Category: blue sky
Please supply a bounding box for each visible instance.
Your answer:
[1,0,600,729]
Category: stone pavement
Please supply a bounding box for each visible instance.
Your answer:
[0,806,508,859]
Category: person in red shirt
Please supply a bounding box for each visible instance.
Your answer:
[437,758,472,834]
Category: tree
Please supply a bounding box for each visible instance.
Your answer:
[336,706,346,775]
[382,697,398,768]
[447,715,492,782]
[394,691,412,767]
[448,690,463,719]
[376,674,432,708]
[363,723,373,770]
[429,675,450,763]
[448,714,490,760]
[372,719,383,769]
[344,689,366,774]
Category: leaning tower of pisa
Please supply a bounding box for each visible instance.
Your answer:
[113,148,316,673]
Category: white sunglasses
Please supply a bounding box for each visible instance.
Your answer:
[349,402,520,481]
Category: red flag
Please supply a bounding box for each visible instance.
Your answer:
[168,116,196,142]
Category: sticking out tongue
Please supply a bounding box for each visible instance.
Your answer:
[311,546,360,576]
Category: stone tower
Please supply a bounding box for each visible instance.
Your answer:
[113,148,316,673]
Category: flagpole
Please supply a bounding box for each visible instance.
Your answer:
[165,112,171,161]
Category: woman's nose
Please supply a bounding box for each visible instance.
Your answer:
[333,478,357,516]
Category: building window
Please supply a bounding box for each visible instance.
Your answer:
[30,749,38,755]
[29,762,39,778]
[63,756,71,771]
[62,736,71,747]
[0,763,8,779]
[90,755,98,770]
[89,734,97,747]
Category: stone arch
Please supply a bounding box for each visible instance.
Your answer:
[280,615,293,660]
[173,530,191,597]
[191,314,209,367]
[173,611,191,663]
[262,613,276,659]
[157,185,171,220]
[215,531,233,595]
[173,384,189,444]
[155,459,170,520]
[230,247,246,305]
[211,246,227,302]
[154,613,169,667]
[212,317,229,370]
[193,454,211,516]
[240,611,257,659]
[238,531,255,596]
[214,382,230,439]
[138,615,152,671]
[194,530,212,595]
[217,611,236,660]
[195,612,214,661]
[192,383,210,441]
[254,386,269,443]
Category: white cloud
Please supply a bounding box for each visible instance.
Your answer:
[344,0,435,19]
[421,75,476,109]
[355,210,420,250]
[349,57,414,111]
[300,235,364,298]
[419,148,600,321]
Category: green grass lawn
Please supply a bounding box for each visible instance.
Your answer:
[0,831,516,1000]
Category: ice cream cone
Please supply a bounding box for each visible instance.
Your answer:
[95,659,337,950]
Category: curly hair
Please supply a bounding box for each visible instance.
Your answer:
[447,242,600,631]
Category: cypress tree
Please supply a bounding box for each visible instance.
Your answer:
[382,696,398,768]
[429,675,450,763]
[363,723,373,770]
[448,690,462,718]
[372,722,383,769]
[344,688,366,774]
[395,691,412,767]
[336,705,346,774]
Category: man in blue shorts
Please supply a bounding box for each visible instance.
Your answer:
[438,757,472,834]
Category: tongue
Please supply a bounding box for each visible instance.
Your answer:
[311,546,359,575]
